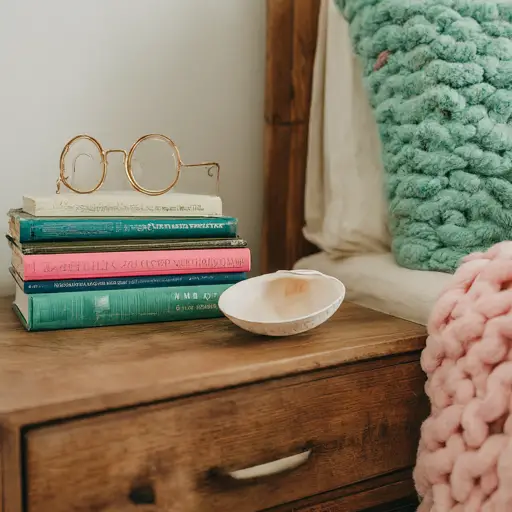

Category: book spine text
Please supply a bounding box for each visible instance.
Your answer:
[17,217,238,242]
[21,248,251,280]
[25,283,232,330]
[24,195,222,217]
[22,272,246,293]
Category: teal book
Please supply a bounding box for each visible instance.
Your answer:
[13,282,233,331]
[8,209,238,243]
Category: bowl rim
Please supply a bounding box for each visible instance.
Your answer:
[218,270,346,325]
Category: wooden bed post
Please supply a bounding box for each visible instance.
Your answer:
[261,0,321,274]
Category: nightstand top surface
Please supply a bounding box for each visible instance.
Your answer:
[0,297,426,426]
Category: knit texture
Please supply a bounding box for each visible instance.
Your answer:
[414,241,512,510]
[334,0,512,273]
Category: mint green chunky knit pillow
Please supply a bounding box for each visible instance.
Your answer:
[334,0,512,272]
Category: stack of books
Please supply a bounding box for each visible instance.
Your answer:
[8,192,250,331]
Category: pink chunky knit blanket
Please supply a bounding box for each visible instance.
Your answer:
[414,241,512,511]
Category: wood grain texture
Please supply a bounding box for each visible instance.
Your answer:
[262,0,321,273]
[290,484,417,511]
[1,427,20,512]
[0,297,426,426]
[26,360,427,512]
[0,429,3,512]
[0,294,427,512]
[267,473,418,511]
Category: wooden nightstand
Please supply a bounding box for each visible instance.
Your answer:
[0,298,428,512]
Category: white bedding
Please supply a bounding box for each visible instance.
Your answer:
[294,252,452,326]
[298,1,453,326]
[304,0,389,258]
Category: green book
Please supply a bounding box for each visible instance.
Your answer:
[13,282,232,331]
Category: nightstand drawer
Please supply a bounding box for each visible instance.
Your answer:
[25,360,427,512]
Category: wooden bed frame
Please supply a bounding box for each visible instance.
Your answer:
[262,0,321,274]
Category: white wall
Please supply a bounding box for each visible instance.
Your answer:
[0,0,265,293]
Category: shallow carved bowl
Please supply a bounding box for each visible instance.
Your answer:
[218,270,346,337]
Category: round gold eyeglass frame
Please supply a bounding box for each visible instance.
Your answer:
[57,134,221,196]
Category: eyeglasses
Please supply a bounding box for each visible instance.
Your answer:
[57,134,220,196]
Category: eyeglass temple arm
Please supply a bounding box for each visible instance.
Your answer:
[56,152,97,193]
[181,161,220,196]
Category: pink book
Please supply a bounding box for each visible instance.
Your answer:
[12,247,251,281]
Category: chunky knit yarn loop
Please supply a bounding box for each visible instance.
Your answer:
[414,241,512,511]
[334,0,512,273]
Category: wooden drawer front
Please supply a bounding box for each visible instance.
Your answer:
[26,361,427,512]
[272,477,418,512]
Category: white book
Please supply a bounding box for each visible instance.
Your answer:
[22,192,223,217]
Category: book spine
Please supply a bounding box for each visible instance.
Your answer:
[23,272,246,293]
[11,244,24,279]
[22,248,251,280]
[8,213,20,241]
[24,195,222,217]
[14,237,247,256]
[26,283,233,330]
[17,217,238,242]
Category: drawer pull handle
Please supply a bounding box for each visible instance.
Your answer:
[216,447,312,482]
